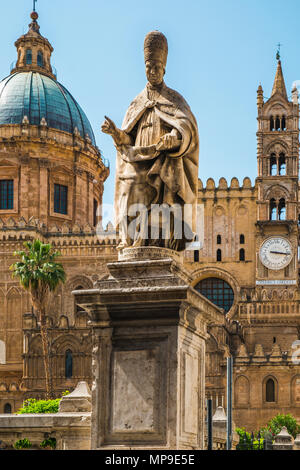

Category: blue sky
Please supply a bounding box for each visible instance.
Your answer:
[0,0,300,205]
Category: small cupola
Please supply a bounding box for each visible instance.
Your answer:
[11,11,56,80]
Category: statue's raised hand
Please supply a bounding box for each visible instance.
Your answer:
[101,116,117,136]
[101,116,132,147]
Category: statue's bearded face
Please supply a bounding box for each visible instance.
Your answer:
[145,60,165,86]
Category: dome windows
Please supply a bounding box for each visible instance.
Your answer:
[26,49,32,65]
[37,51,44,68]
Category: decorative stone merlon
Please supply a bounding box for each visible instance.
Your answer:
[212,406,227,429]
[293,434,300,450]
[58,381,92,413]
[273,427,293,450]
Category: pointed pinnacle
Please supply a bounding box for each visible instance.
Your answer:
[271,60,288,100]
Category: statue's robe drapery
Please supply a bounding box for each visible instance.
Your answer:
[114,82,199,251]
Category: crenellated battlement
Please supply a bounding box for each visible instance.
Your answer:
[198,176,254,194]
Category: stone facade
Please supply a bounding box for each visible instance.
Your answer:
[0,10,300,440]
[186,58,300,431]
[0,13,113,413]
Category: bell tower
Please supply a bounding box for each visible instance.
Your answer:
[255,54,299,284]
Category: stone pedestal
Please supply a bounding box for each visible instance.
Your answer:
[59,381,92,413]
[73,248,223,450]
[273,427,293,450]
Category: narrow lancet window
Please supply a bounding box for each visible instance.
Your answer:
[266,378,275,402]
[279,154,286,175]
[278,198,286,220]
[270,154,277,175]
[270,199,277,221]
[65,350,73,378]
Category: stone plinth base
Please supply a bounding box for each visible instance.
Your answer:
[118,246,184,263]
[73,255,223,450]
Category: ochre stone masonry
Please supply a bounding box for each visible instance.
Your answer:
[0,11,300,437]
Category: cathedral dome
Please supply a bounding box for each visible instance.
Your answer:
[0,71,96,145]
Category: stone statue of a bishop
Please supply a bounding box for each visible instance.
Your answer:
[102,31,199,251]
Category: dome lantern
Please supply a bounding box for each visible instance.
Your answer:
[11,11,56,80]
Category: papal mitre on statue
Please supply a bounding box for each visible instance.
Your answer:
[144,31,168,66]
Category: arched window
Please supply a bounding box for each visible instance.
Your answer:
[26,49,32,65]
[270,116,274,131]
[239,248,245,261]
[240,234,245,244]
[217,235,222,245]
[65,350,73,378]
[278,198,286,220]
[4,403,11,414]
[275,116,280,131]
[292,377,300,403]
[194,277,234,313]
[270,199,277,221]
[266,378,275,402]
[217,249,222,262]
[279,153,286,175]
[281,115,286,131]
[270,154,277,176]
[37,51,44,67]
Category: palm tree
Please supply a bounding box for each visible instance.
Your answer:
[10,239,66,399]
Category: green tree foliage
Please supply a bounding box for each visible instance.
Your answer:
[14,438,32,449]
[40,437,56,449]
[10,239,66,399]
[261,413,300,439]
[16,398,61,414]
[16,391,70,414]
[236,413,300,449]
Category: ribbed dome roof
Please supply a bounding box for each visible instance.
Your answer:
[0,71,96,145]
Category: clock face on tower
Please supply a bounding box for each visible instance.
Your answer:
[259,237,293,271]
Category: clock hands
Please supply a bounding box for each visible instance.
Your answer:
[270,251,291,255]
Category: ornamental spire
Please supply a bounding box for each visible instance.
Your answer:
[271,48,288,100]
[10,10,56,80]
